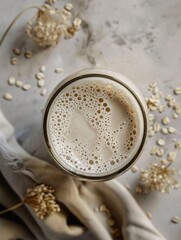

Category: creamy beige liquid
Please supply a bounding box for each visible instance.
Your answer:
[46,77,144,177]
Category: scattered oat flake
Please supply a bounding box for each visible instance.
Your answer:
[150,146,164,157]
[175,142,181,149]
[13,48,21,55]
[148,130,155,137]
[11,57,18,65]
[8,76,16,85]
[171,216,180,224]
[48,0,57,4]
[168,126,176,134]
[131,165,138,173]
[40,88,47,96]
[54,68,63,73]
[146,97,160,111]
[149,113,154,121]
[162,116,170,125]
[161,159,169,165]
[150,146,157,155]
[35,72,45,80]
[15,81,23,87]
[22,84,31,91]
[64,3,73,11]
[155,147,164,157]
[40,65,46,72]
[37,79,45,88]
[172,113,178,119]
[24,50,32,59]
[73,18,82,27]
[157,139,165,146]
[153,123,160,133]
[3,93,13,101]
[167,152,177,162]
[174,105,181,114]
[161,127,168,135]
[165,94,173,101]
[174,87,181,95]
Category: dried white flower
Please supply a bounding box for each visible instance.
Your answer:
[25,184,60,219]
[140,164,179,193]
[26,4,81,47]
[0,184,60,220]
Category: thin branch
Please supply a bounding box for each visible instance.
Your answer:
[0,6,40,47]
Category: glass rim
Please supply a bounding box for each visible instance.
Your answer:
[43,68,148,181]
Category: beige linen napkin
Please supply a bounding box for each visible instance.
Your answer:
[0,109,166,240]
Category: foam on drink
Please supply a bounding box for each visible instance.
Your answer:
[46,77,144,177]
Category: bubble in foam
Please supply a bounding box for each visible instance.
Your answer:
[46,77,144,177]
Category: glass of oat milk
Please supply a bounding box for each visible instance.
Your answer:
[43,69,148,181]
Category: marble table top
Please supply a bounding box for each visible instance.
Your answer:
[0,0,181,239]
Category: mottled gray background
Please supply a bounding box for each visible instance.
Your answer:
[0,0,181,239]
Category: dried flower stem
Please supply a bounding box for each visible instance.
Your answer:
[0,6,40,47]
[0,184,60,219]
[0,201,24,215]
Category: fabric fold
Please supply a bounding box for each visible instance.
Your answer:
[0,108,166,240]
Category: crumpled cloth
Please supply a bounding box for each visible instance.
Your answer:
[0,109,166,240]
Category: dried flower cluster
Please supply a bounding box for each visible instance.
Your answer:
[139,81,181,193]
[26,4,81,47]
[0,184,60,220]
[140,164,179,193]
[24,184,60,219]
